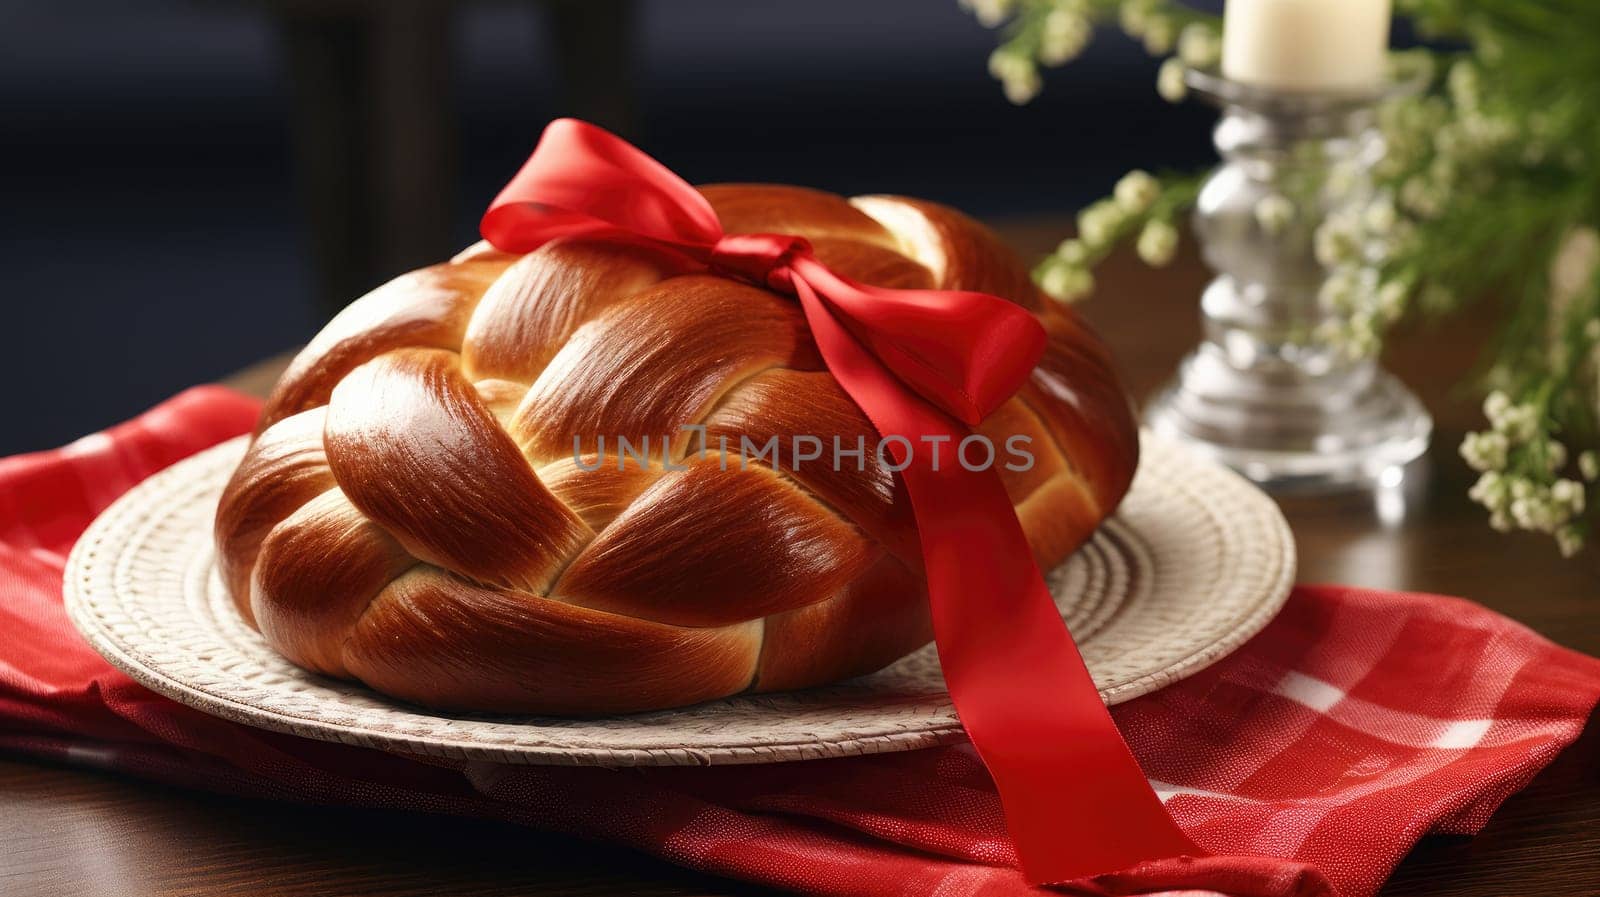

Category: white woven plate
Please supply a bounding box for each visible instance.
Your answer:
[64,432,1293,767]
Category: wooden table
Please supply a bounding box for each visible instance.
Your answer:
[4,220,1596,897]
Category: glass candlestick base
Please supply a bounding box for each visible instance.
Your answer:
[1144,342,1432,490]
[1144,66,1432,491]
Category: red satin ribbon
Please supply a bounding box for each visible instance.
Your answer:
[481,118,1200,884]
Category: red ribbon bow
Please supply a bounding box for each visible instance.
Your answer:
[482,118,1199,884]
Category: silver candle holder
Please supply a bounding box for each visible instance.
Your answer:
[1144,66,1431,491]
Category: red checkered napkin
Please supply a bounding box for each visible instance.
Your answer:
[2,387,1597,897]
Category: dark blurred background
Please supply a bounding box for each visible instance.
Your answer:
[1,0,1218,454]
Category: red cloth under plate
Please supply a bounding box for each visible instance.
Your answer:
[1,386,1596,897]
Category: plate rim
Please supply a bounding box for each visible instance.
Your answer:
[64,432,1295,766]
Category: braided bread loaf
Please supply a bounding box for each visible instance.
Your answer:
[214,185,1138,715]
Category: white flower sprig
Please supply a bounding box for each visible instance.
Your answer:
[962,0,1219,107]
[1464,392,1594,556]
[1034,168,1201,302]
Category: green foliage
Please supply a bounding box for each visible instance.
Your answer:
[965,0,1600,555]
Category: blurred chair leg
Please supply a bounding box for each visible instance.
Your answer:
[370,1,456,280]
[280,2,456,317]
[546,0,637,137]
[281,12,372,316]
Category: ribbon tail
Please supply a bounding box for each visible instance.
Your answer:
[791,257,1046,426]
[790,276,1202,884]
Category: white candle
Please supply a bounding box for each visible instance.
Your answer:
[1221,0,1392,91]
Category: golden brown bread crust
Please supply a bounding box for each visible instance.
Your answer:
[216,184,1138,714]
